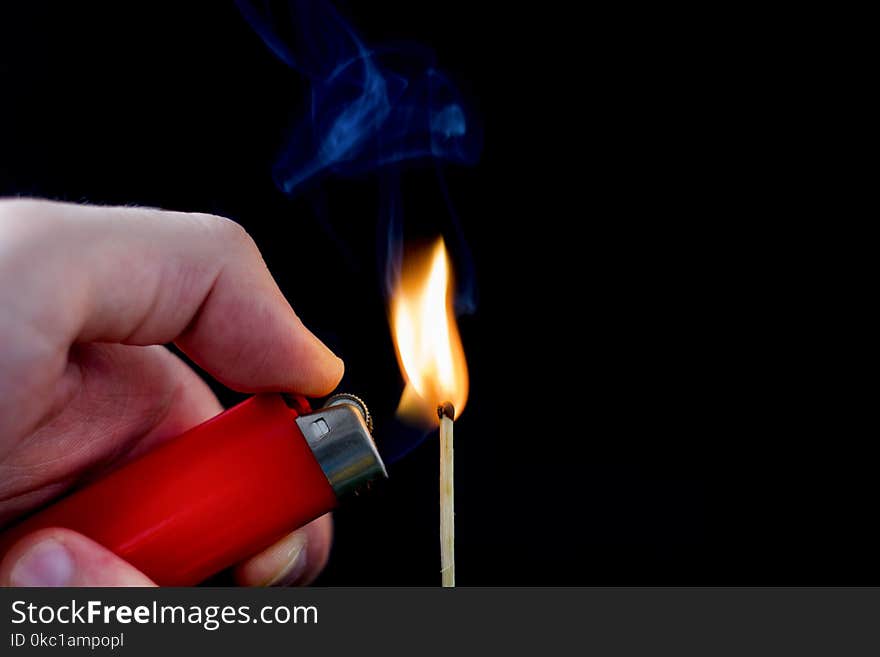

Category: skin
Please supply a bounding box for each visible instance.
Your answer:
[0,199,343,586]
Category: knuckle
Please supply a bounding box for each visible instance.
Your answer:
[195,212,258,252]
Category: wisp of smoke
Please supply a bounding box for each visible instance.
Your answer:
[237,0,481,461]
[236,0,480,195]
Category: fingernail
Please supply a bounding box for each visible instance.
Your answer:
[266,532,308,587]
[316,336,343,371]
[324,345,344,372]
[10,539,75,587]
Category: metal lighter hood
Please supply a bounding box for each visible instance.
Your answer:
[296,394,387,497]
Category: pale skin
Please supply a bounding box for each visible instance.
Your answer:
[0,199,344,586]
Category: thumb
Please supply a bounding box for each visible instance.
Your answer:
[0,529,155,587]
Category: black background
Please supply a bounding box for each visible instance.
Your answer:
[0,3,872,585]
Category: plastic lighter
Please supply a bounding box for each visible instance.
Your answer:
[0,393,387,585]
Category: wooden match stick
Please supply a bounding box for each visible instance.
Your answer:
[438,402,455,587]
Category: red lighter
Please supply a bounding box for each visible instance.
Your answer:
[0,393,386,585]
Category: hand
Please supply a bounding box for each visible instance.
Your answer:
[0,199,343,586]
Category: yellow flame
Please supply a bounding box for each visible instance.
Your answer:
[391,239,468,425]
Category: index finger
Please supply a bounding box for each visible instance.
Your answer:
[0,199,343,396]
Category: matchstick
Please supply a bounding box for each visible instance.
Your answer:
[438,402,455,587]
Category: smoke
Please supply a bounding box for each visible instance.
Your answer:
[237,0,480,460]
[236,1,479,188]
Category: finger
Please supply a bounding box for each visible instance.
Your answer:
[234,514,333,587]
[0,344,223,524]
[0,200,342,439]
[0,528,156,586]
[70,345,225,466]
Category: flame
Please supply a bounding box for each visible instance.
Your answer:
[391,239,468,425]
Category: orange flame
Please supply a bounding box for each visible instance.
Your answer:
[391,238,468,426]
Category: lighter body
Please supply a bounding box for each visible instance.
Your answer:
[0,393,385,585]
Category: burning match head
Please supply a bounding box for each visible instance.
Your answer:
[437,402,456,421]
[391,239,469,426]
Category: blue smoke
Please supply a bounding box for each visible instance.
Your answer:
[235,0,481,195]
[237,0,481,462]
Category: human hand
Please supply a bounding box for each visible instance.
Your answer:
[0,199,342,586]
